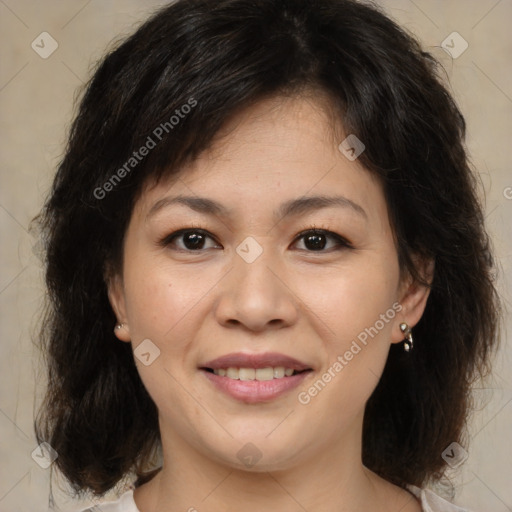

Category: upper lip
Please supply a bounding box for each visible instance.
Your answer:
[201,352,312,371]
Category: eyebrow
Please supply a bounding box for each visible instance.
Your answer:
[146,194,367,222]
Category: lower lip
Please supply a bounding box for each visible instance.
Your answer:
[201,370,312,403]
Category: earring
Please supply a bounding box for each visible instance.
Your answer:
[115,323,125,331]
[399,322,413,352]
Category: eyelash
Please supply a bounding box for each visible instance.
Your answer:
[159,224,353,253]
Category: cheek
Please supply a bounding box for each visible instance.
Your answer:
[293,255,400,421]
[123,256,213,340]
[293,256,400,349]
[120,259,211,424]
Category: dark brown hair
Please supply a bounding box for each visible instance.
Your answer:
[34,0,501,500]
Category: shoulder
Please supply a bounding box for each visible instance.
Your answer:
[78,489,140,512]
[406,485,475,512]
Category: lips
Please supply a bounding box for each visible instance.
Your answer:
[199,352,313,403]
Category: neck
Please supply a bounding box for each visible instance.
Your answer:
[132,414,408,512]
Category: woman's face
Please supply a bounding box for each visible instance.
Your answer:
[109,94,430,471]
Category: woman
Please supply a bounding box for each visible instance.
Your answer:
[34,0,501,510]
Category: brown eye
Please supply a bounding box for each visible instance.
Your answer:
[181,232,206,250]
[303,232,327,250]
[293,229,351,252]
[162,229,221,251]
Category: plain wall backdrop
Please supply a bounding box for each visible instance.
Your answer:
[0,1,511,511]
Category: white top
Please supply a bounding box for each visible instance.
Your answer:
[79,485,474,512]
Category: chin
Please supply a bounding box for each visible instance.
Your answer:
[204,435,307,474]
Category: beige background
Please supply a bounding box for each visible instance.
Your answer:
[1,1,511,511]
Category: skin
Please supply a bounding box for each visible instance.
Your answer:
[109,93,431,512]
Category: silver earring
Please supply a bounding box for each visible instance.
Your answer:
[115,323,125,330]
[399,322,413,352]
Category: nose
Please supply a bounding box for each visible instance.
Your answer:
[214,249,299,332]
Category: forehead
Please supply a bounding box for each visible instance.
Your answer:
[134,94,388,229]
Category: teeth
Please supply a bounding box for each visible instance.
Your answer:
[255,367,274,381]
[273,367,285,378]
[213,366,299,380]
[226,367,239,379]
[239,368,255,381]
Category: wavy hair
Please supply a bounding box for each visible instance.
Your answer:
[34,0,501,498]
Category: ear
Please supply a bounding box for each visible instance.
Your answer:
[106,271,131,343]
[391,256,435,344]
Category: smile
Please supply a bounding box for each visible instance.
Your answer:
[199,352,313,403]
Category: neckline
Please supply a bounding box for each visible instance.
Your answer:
[126,485,424,512]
